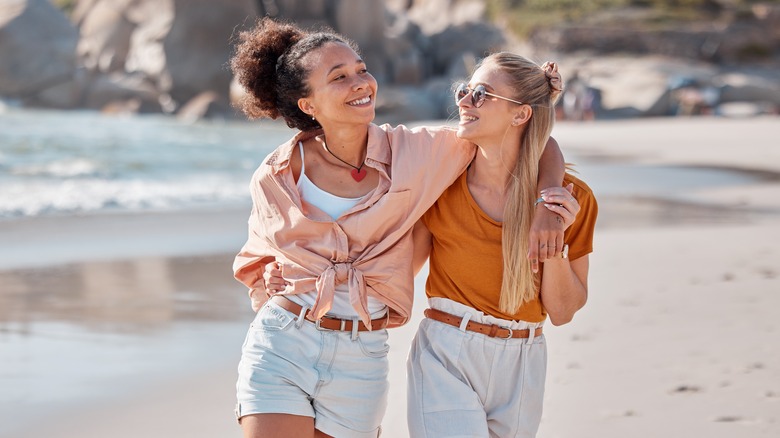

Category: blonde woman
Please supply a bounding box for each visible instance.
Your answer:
[407,54,598,437]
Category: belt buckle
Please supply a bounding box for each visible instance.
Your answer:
[314,317,347,331]
[314,318,330,331]
[501,327,513,339]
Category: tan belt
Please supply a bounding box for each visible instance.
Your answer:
[424,308,542,339]
[270,295,389,332]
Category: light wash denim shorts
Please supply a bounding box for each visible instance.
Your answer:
[407,297,547,438]
[236,298,390,438]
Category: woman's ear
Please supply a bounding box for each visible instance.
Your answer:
[512,105,533,126]
[298,98,315,118]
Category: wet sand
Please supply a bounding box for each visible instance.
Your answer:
[1,117,779,437]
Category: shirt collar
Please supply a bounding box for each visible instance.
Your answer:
[266,129,319,173]
[266,124,391,173]
[365,123,391,166]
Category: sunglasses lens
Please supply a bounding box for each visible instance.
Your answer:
[455,84,489,107]
[455,84,468,102]
[472,86,486,108]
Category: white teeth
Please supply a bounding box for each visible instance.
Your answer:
[461,115,477,122]
[348,96,371,106]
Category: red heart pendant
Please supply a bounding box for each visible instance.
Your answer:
[351,168,367,182]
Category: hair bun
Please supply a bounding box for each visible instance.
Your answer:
[231,17,304,119]
[541,61,564,104]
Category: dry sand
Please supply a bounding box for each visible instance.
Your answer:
[1,117,779,437]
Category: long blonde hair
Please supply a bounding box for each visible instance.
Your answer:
[479,53,560,314]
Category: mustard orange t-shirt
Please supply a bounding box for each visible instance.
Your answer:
[421,171,598,322]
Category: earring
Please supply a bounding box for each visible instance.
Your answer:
[312,116,316,121]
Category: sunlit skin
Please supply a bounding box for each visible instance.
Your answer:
[294,42,380,199]
[455,68,532,151]
[458,66,567,266]
[413,62,589,325]
[240,41,381,438]
[247,50,571,438]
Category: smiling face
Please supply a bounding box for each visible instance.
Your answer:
[456,63,527,145]
[297,42,378,130]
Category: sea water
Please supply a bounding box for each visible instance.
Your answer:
[0,108,761,219]
[0,108,292,218]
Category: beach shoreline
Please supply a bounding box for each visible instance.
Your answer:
[1,117,779,437]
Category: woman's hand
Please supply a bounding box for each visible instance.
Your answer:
[528,202,565,273]
[263,261,289,296]
[541,183,580,231]
[249,260,290,311]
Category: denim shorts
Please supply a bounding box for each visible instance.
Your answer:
[236,298,390,438]
[407,298,547,438]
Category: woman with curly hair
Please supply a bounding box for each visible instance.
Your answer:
[230,17,567,438]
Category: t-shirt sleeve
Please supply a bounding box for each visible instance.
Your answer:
[563,174,598,261]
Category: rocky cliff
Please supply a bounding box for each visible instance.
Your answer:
[1,0,778,121]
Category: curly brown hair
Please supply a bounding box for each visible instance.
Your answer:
[230,17,359,132]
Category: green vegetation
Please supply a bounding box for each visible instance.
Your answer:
[737,42,773,60]
[49,0,77,15]
[485,0,780,37]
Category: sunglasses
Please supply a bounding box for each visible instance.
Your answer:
[454,83,525,108]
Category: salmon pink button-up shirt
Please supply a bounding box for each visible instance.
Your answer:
[233,123,475,329]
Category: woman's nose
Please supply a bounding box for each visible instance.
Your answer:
[352,76,368,91]
[457,92,472,108]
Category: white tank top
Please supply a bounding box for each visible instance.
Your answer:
[296,141,363,220]
[290,141,386,318]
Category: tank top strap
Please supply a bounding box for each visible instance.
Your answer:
[298,141,305,175]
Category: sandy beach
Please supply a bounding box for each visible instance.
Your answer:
[1,117,779,437]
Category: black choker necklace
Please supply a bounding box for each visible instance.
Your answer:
[321,138,367,182]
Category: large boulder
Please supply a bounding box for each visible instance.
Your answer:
[717,72,780,107]
[0,0,79,105]
[406,0,486,35]
[560,55,717,117]
[334,0,389,82]
[384,14,429,85]
[375,82,449,125]
[82,71,163,112]
[427,21,504,76]
[530,4,780,65]
[161,0,258,108]
[76,0,136,73]
[75,0,257,112]
[262,0,330,29]
[69,0,174,111]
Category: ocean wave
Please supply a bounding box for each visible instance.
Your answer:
[10,158,103,178]
[0,109,294,218]
[0,175,250,217]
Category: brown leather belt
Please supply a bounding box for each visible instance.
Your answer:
[270,295,389,331]
[424,308,542,339]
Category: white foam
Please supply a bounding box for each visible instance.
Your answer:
[0,175,248,217]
